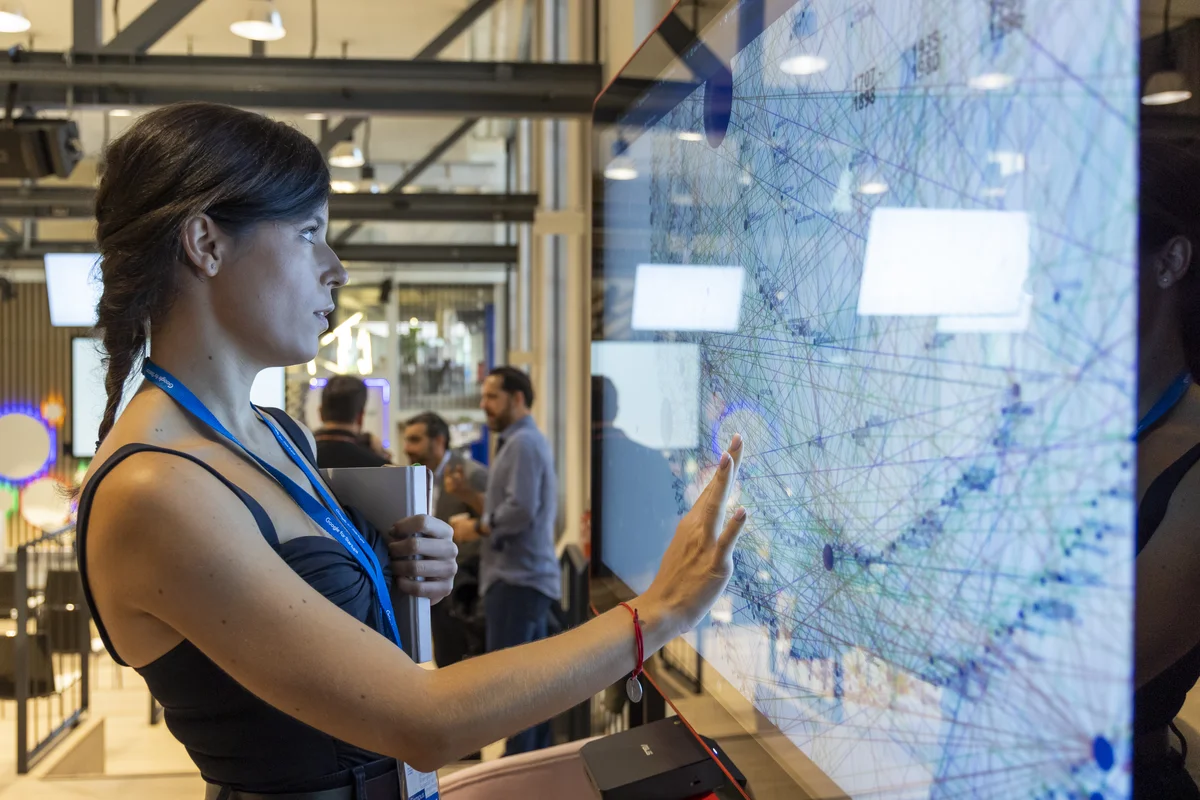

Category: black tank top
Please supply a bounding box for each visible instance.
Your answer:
[1136,440,1200,735]
[75,408,397,793]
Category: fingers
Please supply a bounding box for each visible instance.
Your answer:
[391,514,453,541]
[391,556,458,581]
[704,434,743,525]
[396,578,454,601]
[389,535,458,562]
[716,506,748,561]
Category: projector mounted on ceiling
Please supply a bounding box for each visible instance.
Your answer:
[0,118,82,180]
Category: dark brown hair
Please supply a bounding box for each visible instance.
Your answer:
[488,366,535,408]
[93,103,330,447]
[405,411,451,448]
[320,376,369,425]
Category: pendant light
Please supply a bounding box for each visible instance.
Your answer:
[329,139,364,169]
[231,0,287,43]
[1144,0,1193,106]
[0,4,31,34]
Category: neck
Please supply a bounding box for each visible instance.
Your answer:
[1139,322,1190,420]
[320,421,360,434]
[150,312,265,441]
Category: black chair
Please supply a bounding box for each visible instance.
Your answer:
[43,570,84,609]
[39,607,88,655]
[0,571,17,618]
[0,632,56,699]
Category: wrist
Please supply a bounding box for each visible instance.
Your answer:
[627,594,682,654]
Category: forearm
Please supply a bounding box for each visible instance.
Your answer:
[422,596,677,765]
[486,501,532,537]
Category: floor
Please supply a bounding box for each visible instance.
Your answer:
[0,656,502,799]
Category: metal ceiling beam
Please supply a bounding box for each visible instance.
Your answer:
[73,0,103,53]
[103,0,206,55]
[0,186,539,223]
[335,118,481,244]
[415,0,502,60]
[319,117,365,157]
[0,240,518,264]
[319,0,500,163]
[2,53,601,117]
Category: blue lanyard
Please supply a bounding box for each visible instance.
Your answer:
[141,361,402,647]
[1136,372,1193,440]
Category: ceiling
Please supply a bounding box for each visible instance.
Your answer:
[0,0,534,256]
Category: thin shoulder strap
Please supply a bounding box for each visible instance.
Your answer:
[76,443,281,667]
[1138,440,1200,554]
[259,407,319,470]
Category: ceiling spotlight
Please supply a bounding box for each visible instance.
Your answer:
[231,0,286,42]
[329,139,364,169]
[330,179,358,194]
[1144,0,1193,106]
[604,156,638,181]
[108,109,133,118]
[677,131,704,142]
[0,6,31,34]
[780,54,829,76]
[858,180,889,196]
[304,112,329,121]
[1143,70,1193,105]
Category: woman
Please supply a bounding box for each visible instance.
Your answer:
[77,103,748,799]
[1136,138,1200,799]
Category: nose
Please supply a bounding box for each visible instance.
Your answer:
[324,249,349,289]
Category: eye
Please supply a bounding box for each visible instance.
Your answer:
[300,226,319,244]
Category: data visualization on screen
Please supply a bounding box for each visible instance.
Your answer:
[593,1,1136,797]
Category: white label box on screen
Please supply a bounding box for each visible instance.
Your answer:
[631,264,745,332]
[322,465,433,664]
[857,208,1030,317]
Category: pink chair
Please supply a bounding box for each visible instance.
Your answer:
[440,738,600,799]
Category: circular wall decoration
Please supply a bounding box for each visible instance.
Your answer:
[0,408,54,483]
[20,476,71,531]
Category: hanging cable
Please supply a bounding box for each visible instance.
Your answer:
[310,0,318,58]
[363,117,372,165]
[114,0,121,36]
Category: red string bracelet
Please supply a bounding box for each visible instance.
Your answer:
[619,602,644,703]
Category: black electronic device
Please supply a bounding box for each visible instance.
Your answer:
[581,717,747,800]
[0,118,82,179]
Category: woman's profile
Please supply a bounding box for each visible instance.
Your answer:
[77,102,748,799]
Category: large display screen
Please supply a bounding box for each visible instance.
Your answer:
[592,1,1136,797]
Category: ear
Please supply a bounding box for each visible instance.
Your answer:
[180,214,232,279]
[1156,235,1194,290]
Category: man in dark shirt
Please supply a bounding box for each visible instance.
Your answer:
[313,376,391,468]
[402,411,488,668]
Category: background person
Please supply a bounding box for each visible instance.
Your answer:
[313,375,391,468]
[403,411,488,668]
[450,366,561,755]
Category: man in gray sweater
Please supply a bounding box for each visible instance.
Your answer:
[449,367,560,755]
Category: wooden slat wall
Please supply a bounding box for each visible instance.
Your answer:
[0,284,91,548]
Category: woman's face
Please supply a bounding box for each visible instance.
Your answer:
[209,203,346,367]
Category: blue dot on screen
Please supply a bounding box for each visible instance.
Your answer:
[1093,735,1114,771]
[822,543,834,571]
[1090,792,1104,800]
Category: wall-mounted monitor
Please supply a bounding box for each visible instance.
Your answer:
[46,253,102,328]
[72,336,286,458]
[592,1,1136,798]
